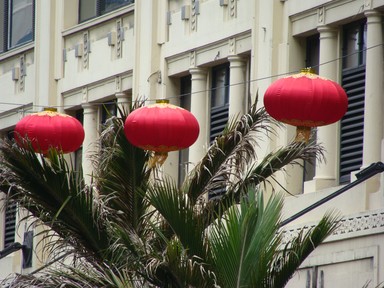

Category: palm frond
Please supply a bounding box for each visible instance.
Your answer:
[208,188,284,288]
[267,212,340,288]
[146,177,206,259]
[95,104,152,233]
[241,139,324,193]
[6,261,137,288]
[185,102,277,205]
[0,139,110,262]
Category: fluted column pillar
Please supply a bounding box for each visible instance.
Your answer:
[363,10,383,167]
[313,25,339,189]
[228,55,246,119]
[189,67,208,165]
[82,103,98,184]
[115,92,131,117]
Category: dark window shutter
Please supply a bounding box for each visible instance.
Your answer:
[210,104,229,143]
[209,63,230,199]
[209,103,229,199]
[340,65,365,183]
[1,0,8,52]
[4,202,17,247]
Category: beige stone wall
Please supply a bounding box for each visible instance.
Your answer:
[1,0,384,285]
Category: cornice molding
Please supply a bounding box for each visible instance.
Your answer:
[282,209,384,243]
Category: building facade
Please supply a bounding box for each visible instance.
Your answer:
[0,0,383,286]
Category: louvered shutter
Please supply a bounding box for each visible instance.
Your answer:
[340,66,365,183]
[4,202,16,247]
[210,104,229,143]
[209,64,230,199]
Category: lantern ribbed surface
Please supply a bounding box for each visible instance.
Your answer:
[264,70,348,127]
[15,110,85,154]
[124,101,199,153]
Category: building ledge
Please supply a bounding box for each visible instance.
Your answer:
[282,208,384,243]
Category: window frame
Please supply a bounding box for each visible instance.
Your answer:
[0,0,35,53]
[339,20,367,184]
[78,0,134,23]
[178,75,192,187]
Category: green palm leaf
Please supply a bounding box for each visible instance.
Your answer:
[96,105,152,233]
[146,178,206,260]
[185,103,276,205]
[208,188,283,288]
[267,212,340,288]
[0,140,110,262]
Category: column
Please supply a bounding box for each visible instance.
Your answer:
[312,26,339,189]
[82,103,98,185]
[34,1,56,107]
[189,67,208,165]
[115,92,131,117]
[363,10,383,167]
[228,55,247,119]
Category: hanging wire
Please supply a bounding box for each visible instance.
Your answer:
[4,42,384,114]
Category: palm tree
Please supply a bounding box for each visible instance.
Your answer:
[0,100,339,287]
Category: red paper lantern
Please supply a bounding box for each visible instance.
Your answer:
[15,108,85,154]
[124,99,199,165]
[264,68,348,142]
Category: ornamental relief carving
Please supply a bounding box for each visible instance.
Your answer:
[230,0,236,18]
[282,211,384,244]
[229,38,236,55]
[317,7,325,25]
[190,51,196,67]
[364,0,373,10]
[83,32,90,69]
[19,55,26,93]
[191,0,199,31]
[116,19,124,58]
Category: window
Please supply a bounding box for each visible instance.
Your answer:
[4,202,16,248]
[342,21,367,69]
[178,75,191,187]
[79,0,134,22]
[210,63,230,143]
[101,100,117,125]
[340,21,366,183]
[209,63,230,199]
[303,35,320,183]
[0,0,34,52]
[74,109,84,174]
[305,34,320,74]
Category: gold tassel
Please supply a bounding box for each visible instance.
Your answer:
[148,151,168,168]
[295,126,311,143]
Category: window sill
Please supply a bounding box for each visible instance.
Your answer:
[62,4,135,38]
[0,43,34,62]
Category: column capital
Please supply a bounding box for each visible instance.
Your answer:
[317,25,338,37]
[227,54,246,62]
[189,67,207,81]
[365,9,382,23]
[81,102,97,113]
[189,67,207,75]
[115,92,127,99]
[227,55,246,68]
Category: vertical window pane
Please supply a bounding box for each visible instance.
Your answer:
[210,63,229,142]
[100,0,134,15]
[9,0,33,48]
[343,21,367,69]
[178,75,191,187]
[0,0,4,52]
[79,0,97,22]
[74,110,84,174]
[211,64,229,108]
[305,34,319,74]
[303,34,319,183]
[101,100,117,125]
